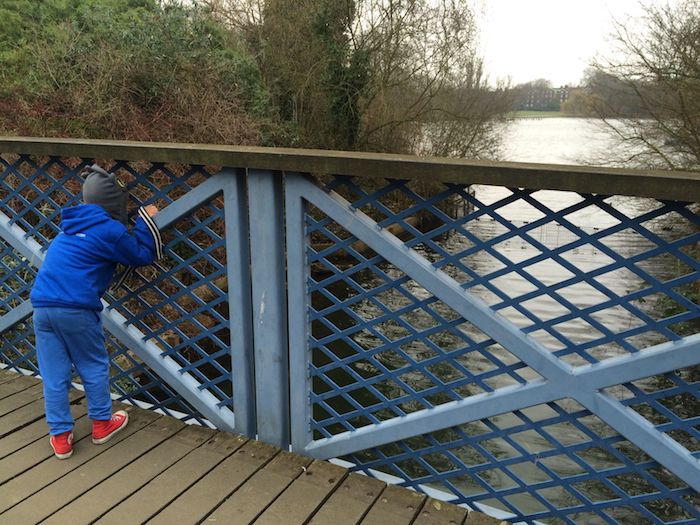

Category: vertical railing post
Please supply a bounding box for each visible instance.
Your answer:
[285,173,313,452]
[247,169,290,448]
[221,170,256,438]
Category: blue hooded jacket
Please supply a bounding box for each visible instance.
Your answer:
[30,204,162,311]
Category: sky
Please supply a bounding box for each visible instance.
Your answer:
[477,0,659,87]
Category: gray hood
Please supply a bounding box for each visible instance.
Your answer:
[82,164,129,225]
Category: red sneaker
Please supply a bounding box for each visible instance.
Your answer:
[92,410,129,444]
[50,431,74,459]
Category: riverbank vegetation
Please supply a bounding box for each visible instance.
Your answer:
[562,0,700,170]
[0,0,512,158]
[0,0,696,170]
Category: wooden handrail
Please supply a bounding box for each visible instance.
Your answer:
[1,136,699,201]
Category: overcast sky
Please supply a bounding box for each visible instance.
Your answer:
[477,0,660,86]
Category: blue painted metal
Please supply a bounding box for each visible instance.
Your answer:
[101,304,236,431]
[0,205,238,432]
[151,173,233,227]
[287,176,700,492]
[0,207,46,267]
[220,170,256,438]
[293,179,572,380]
[0,301,32,334]
[287,175,699,523]
[286,173,314,452]
[0,162,252,433]
[301,335,700,459]
[247,169,290,448]
[2,150,699,525]
[577,389,699,490]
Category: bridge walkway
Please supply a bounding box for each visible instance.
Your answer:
[0,369,505,525]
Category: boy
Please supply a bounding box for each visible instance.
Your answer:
[29,165,162,459]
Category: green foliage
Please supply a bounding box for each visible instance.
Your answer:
[312,0,369,149]
[258,0,362,149]
[0,0,509,154]
[0,0,281,144]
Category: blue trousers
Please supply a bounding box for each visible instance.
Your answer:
[33,307,112,435]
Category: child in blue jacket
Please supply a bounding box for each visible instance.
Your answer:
[30,165,162,459]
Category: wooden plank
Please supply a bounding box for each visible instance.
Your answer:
[0,369,24,385]
[308,473,386,525]
[464,512,510,525]
[146,439,279,525]
[254,459,347,525]
[0,397,47,438]
[0,394,86,460]
[0,384,494,525]
[203,450,313,524]
[0,388,83,439]
[1,412,181,523]
[0,405,156,513]
[0,399,91,486]
[0,376,496,525]
[41,421,210,525]
[360,483,426,525]
[0,383,43,416]
[413,498,468,525]
[95,431,247,525]
[0,374,39,400]
[0,418,48,460]
[0,375,17,386]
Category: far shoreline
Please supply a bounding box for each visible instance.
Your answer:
[506,110,572,119]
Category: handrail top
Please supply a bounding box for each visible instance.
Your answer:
[2,136,699,201]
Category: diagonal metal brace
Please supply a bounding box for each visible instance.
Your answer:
[0,172,241,433]
[291,177,700,491]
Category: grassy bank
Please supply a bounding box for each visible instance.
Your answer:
[507,110,568,118]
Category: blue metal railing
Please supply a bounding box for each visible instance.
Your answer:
[1,139,698,525]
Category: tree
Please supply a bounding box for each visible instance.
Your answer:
[205,0,511,157]
[349,0,511,157]
[2,0,511,157]
[589,0,700,170]
[255,0,366,150]
[203,0,365,149]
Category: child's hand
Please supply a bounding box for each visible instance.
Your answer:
[144,205,158,217]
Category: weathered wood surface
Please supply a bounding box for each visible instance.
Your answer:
[0,370,509,524]
[2,136,699,201]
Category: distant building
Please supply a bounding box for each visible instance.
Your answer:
[514,83,571,111]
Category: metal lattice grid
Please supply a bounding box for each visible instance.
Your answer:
[106,332,209,425]
[107,197,233,410]
[0,155,88,245]
[295,174,700,525]
[0,241,36,317]
[307,225,542,436]
[0,154,232,424]
[0,319,39,374]
[0,314,207,425]
[343,395,699,525]
[604,368,700,462]
[316,177,700,362]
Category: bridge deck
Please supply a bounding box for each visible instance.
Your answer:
[0,370,504,525]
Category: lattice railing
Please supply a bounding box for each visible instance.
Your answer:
[286,175,700,524]
[1,138,698,525]
[0,153,250,429]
